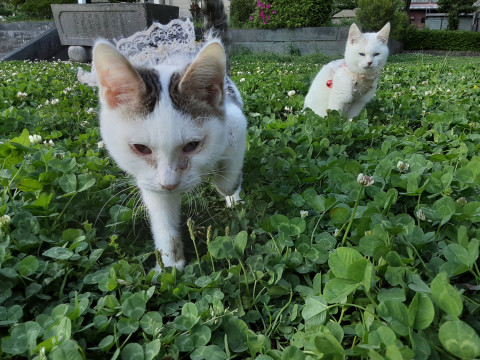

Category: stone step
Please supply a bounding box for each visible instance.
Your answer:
[0,22,56,59]
[0,30,45,40]
[0,21,55,32]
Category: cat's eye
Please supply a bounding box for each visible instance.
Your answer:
[359,53,365,56]
[130,144,152,155]
[373,53,380,56]
[183,141,200,153]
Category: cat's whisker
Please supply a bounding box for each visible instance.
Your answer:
[94,183,137,226]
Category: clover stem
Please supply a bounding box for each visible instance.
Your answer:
[51,192,77,231]
[187,218,203,275]
[341,187,363,246]
[238,258,251,297]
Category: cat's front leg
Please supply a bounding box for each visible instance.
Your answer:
[212,158,244,208]
[213,152,243,208]
[346,86,377,120]
[327,73,355,115]
[140,189,185,272]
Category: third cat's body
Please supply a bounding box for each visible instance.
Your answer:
[304,23,390,120]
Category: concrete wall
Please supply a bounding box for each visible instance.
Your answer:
[230,27,403,56]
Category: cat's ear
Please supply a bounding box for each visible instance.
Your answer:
[377,23,391,44]
[93,41,146,110]
[179,41,226,110]
[348,23,362,44]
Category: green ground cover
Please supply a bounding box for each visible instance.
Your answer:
[0,53,479,359]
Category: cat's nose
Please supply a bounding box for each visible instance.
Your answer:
[162,183,178,191]
[367,61,373,66]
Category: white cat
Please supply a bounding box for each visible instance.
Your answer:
[92,38,247,272]
[304,23,390,120]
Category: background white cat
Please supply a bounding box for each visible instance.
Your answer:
[304,23,390,120]
[93,38,247,272]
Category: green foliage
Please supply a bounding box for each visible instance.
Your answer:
[0,52,480,359]
[357,0,409,39]
[229,0,256,27]
[402,26,480,51]
[17,0,76,19]
[333,0,358,13]
[437,0,477,30]
[257,0,333,29]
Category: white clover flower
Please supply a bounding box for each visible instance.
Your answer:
[456,197,467,205]
[416,209,426,221]
[86,107,95,114]
[239,78,245,83]
[393,92,402,98]
[50,99,60,105]
[300,210,308,218]
[446,89,451,94]
[0,215,11,227]
[37,104,42,109]
[422,80,428,85]
[97,141,105,149]
[43,139,54,147]
[29,134,42,145]
[397,160,410,172]
[45,100,50,105]
[237,71,243,75]
[424,90,433,96]
[287,90,296,97]
[284,106,292,112]
[62,87,72,94]
[393,83,401,89]
[16,91,27,99]
[357,173,374,187]
[409,86,416,91]
[333,228,341,237]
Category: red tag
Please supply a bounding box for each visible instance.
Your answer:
[326,80,333,88]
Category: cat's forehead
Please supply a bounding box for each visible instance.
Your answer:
[137,63,224,121]
[352,34,386,52]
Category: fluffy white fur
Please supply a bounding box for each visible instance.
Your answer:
[93,40,247,272]
[304,23,390,120]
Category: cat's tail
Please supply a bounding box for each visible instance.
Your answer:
[202,0,230,52]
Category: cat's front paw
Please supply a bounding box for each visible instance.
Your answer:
[225,194,244,208]
[225,186,243,208]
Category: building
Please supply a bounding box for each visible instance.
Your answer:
[408,0,480,31]
[332,9,357,24]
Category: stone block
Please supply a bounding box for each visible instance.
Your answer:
[68,45,91,62]
[51,3,179,46]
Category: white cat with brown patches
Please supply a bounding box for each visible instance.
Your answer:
[93,38,247,272]
[304,23,390,120]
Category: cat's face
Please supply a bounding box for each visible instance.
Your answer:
[93,40,228,194]
[345,23,390,75]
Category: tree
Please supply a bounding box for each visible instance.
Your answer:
[437,0,477,30]
[357,0,409,39]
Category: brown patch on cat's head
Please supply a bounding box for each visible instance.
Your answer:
[136,68,161,114]
[169,41,226,120]
[93,41,160,114]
